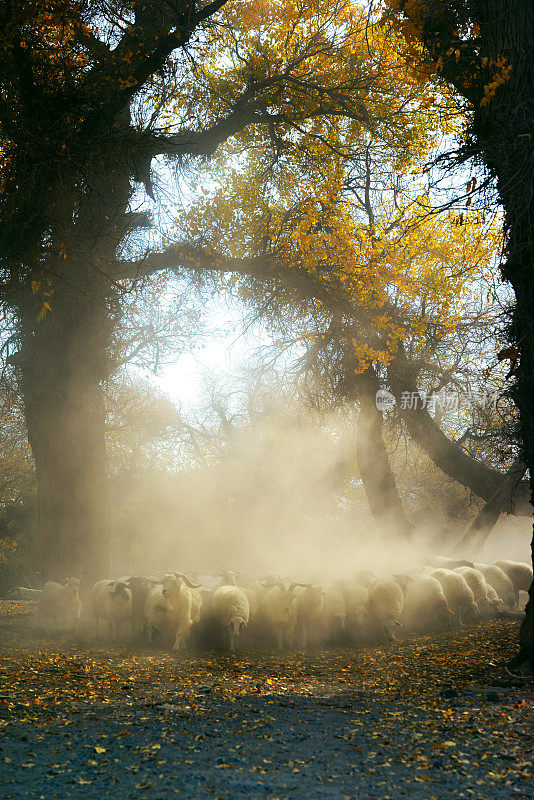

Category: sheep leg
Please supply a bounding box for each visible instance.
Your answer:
[173,619,192,652]
[172,635,186,652]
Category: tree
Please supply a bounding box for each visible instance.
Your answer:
[0,0,415,581]
[157,68,518,531]
[382,0,534,670]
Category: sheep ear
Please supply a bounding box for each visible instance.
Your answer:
[107,581,114,587]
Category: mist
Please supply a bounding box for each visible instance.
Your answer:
[107,381,532,583]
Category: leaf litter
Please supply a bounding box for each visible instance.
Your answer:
[0,604,532,799]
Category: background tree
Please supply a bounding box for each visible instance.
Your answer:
[0,0,416,581]
[157,74,521,536]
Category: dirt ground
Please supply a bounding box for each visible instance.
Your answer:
[0,603,533,799]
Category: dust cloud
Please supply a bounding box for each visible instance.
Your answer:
[110,391,532,583]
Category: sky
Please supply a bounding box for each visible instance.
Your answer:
[146,296,274,412]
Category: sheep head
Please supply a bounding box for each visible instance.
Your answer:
[227,616,246,652]
[110,581,131,602]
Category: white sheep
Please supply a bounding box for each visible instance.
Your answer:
[321,583,347,643]
[353,570,376,588]
[345,583,369,627]
[336,580,368,641]
[144,572,201,652]
[6,587,43,601]
[475,563,516,609]
[494,560,533,606]
[367,579,404,641]
[425,556,474,569]
[91,579,132,641]
[293,585,324,648]
[429,569,479,624]
[257,580,305,651]
[455,566,498,618]
[211,585,250,652]
[401,575,454,633]
[36,578,81,631]
[218,571,238,587]
[485,582,506,612]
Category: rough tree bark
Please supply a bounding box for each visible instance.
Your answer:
[357,377,412,539]
[472,0,534,671]
[391,0,534,669]
[340,361,412,538]
[18,296,112,583]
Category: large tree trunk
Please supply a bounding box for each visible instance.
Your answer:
[355,369,412,538]
[19,296,112,584]
[392,0,534,667]
[477,0,534,671]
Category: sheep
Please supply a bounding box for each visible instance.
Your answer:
[429,569,479,624]
[257,580,306,651]
[455,567,498,618]
[218,571,238,587]
[353,570,376,588]
[6,587,43,601]
[36,578,81,631]
[293,585,324,648]
[401,575,454,633]
[494,560,533,606]
[190,586,203,624]
[425,556,474,569]
[475,563,516,609]
[337,580,369,642]
[211,585,250,652]
[392,574,413,596]
[367,579,404,641]
[144,572,201,652]
[485,583,506,612]
[242,586,259,617]
[121,576,159,636]
[91,579,132,641]
[321,583,348,644]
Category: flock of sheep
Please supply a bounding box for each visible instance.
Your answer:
[9,556,532,654]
